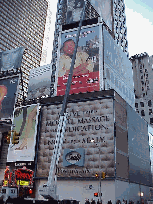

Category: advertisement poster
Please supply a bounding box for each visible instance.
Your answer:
[7,104,39,162]
[103,27,135,108]
[27,64,51,100]
[37,98,114,178]
[0,47,25,71]
[57,25,99,96]
[89,0,113,32]
[66,0,84,24]
[0,76,20,119]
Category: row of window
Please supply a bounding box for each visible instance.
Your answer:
[1,31,41,67]
[135,100,152,108]
[136,109,153,117]
[2,5,46,38]
[2,0,47,24]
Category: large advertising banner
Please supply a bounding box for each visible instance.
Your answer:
[0,47,25,71]
[37,98,114,178]
[103,27,135,108]
[89,0,113,32]
[0,76,20,119]
[66,0,84,24]
[57,25,100,96]
[27,64,51,100]
[7,104,39,162]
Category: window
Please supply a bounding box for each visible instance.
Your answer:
[149,109,152,115]
[140,102,144,107]
[141,110,145,116]
[150,118,153,124]
[2,189,6,194]
[148,100,152,107]
[135,103,138,108]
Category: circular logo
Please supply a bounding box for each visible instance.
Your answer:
[65,151,81,164]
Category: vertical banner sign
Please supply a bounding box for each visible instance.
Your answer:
[0,47,25,71]
[57,25,99,96]
[27,64,51,100]
[0,76,19,119]
[7,104,39,162]
[66,0,84,24]
[103,27,135,108]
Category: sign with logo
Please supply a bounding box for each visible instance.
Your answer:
[15,168,34,187]
[63,148,85,166]
[16,180,30,186]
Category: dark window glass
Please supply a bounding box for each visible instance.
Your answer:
[150,118,153,124]
[140,102,144,107]
[135,103,138,108]
[148,100,152,107]
[141,110,145,116]
[149,109,152,115]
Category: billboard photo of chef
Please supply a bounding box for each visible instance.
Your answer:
[57,25,99,96]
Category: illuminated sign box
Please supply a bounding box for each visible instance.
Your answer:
[16,180,30,186]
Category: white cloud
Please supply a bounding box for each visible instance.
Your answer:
[126,7,153,57]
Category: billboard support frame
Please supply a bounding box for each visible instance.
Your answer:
[20,67,25,105]
[34,106,42,178]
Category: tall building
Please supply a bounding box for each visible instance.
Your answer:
[113,0,128,53]
[130,52,153,126]
[50,0,129,97]
[0,0,48,101]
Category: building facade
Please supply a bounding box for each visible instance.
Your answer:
[50,0,129,98]
[34,90,152,203]
[0,0,48,101]
[130,53,153,127]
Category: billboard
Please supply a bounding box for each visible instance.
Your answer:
[103,27,135,108]
[66,0,84,24]
[37,98,114,178]
[7,104,39,162]
[89,0,113,32]
[0,47,25,71]
[27,64,51,100]
[57,25,100,96]
[0,75,20,119]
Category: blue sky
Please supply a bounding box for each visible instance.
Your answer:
[124,0,153,57]
[40,0,153,65]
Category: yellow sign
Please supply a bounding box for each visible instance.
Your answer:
[3,180,8,185]
[17,180,29,186]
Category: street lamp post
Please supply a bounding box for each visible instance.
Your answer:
[99,146,102,203]
[91,139,102,204]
